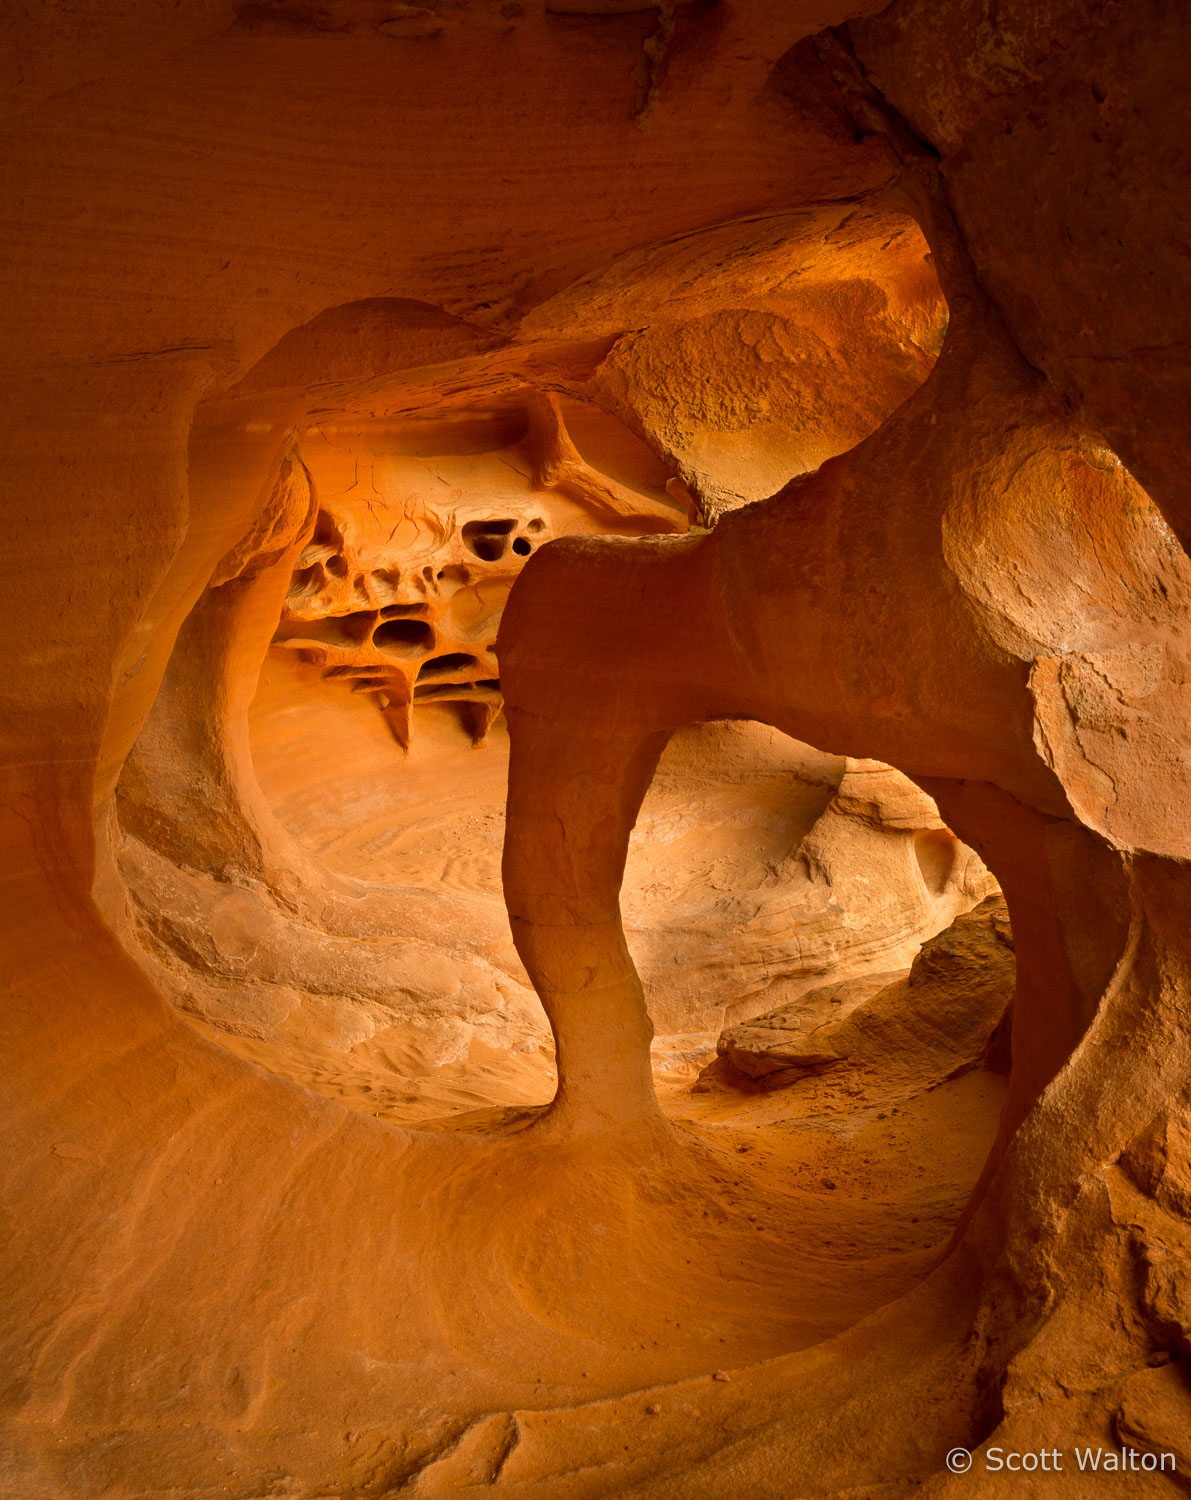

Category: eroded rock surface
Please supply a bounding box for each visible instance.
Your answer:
[118,693,992,1120]
[4,2,1191,1497]
[713,894,1013,1088]
[108,359,990,1117]
[273,399,687,748]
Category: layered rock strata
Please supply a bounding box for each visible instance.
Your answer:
[711,894,1013,1089]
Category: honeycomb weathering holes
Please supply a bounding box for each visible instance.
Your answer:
[417,652,481,679]
[462,517,519,562]
[374,617,435,656]
[270,429,685,747]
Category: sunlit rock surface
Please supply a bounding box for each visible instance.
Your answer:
[4,2,1191,1496]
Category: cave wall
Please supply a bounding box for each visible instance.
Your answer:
[3,1,1191,1494]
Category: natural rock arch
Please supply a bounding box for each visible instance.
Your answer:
[4,3,1191,1494]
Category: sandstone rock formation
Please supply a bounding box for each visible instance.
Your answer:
[120,656,988,1120]
[109,321,972,1122]
[711,894,1013,1089]
[273,397,687,749]
[4,2,1191,1497]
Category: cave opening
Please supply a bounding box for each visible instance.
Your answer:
[100,207,1035,1386]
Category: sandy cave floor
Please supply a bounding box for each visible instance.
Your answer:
[187,1021,1006,1401]
[180,652,1017,1390]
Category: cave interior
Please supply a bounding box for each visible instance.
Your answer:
[4,2,1191,1496]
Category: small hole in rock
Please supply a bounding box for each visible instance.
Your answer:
[417,652,480,679]
[463,519,517,562]
[374,618,434,655]
[278,609,375,649]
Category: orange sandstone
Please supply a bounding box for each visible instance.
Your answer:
[2,3,1190,1497]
